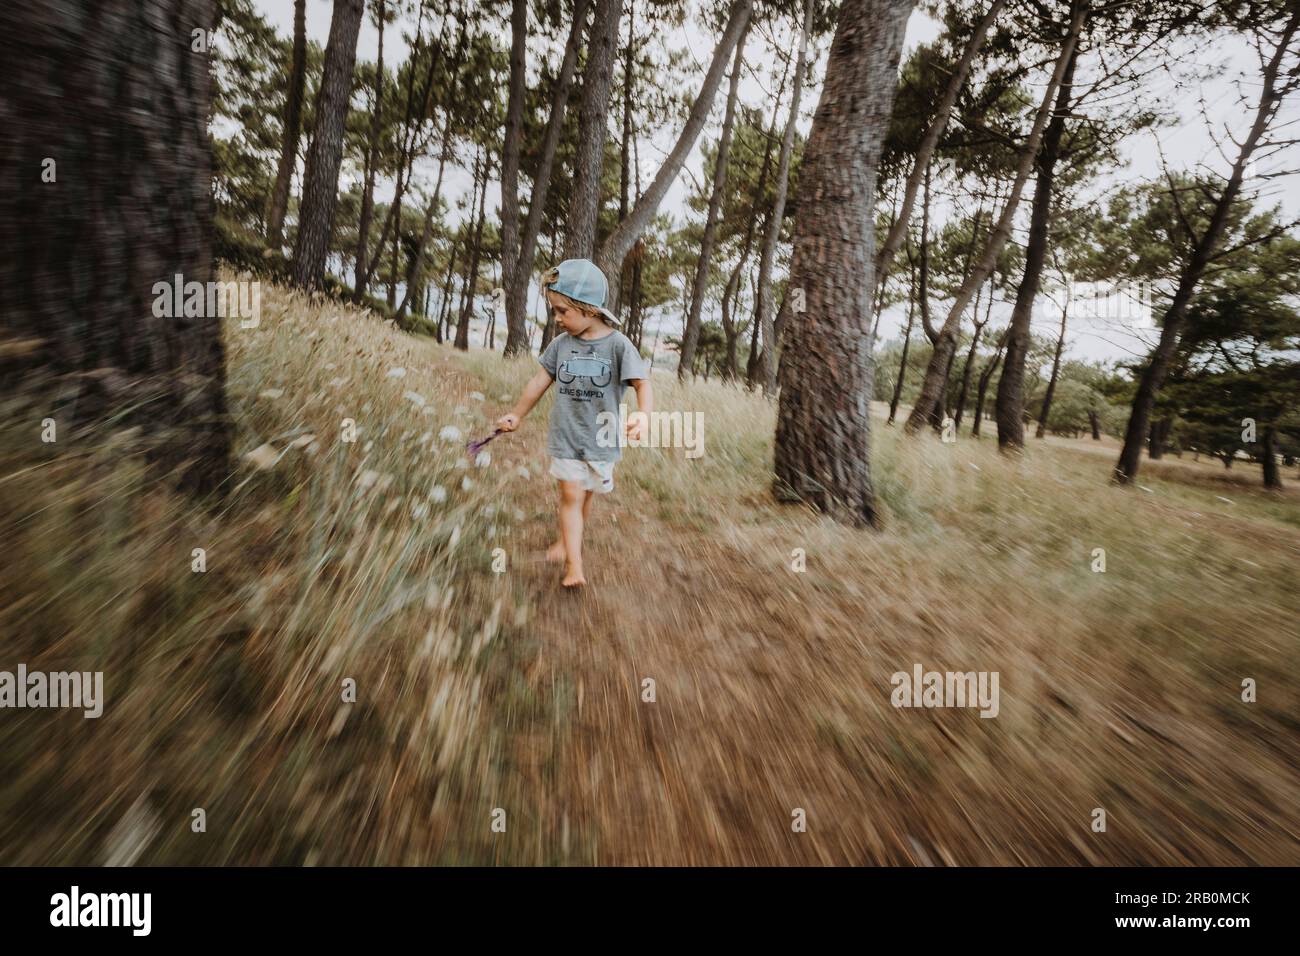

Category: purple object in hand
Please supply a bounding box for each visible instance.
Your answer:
[465,428,505,460]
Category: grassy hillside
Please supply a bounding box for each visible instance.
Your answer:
[2,282,1296,865]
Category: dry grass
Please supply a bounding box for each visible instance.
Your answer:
[1,282,541,864]
[2,280,1297,864]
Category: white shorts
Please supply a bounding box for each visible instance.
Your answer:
[549,457,616,493]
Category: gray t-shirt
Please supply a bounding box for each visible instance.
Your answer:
[539,330,649,462]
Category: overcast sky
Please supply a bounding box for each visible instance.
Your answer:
[251,0,1298,365]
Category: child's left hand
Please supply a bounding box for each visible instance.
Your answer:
[625,411,648,443]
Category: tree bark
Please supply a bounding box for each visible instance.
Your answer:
[952,317,986,430]
[291,0,366,290]
[720,262,742,381]
[745,243,765,386]
[565,0,623,259]
[267,0,309,249]
[353,0,385,301]
[1148,416,1171,459]
[954,277,995,429]
[396,106,455,320]
[1115,6,1300,483]
[435,236,459,343]
[615,0,636,326]
[756,0,812,396]
[498,0,528,346]
[1034,299,1068,438]
[504,0,592,354]
[0,0,229,494]
[888,262,918,425]
[679,21,749,380]
[904,3,1086,433]
[916,162,937,345]
[596,0,754,307]
[996,27,1079,449]
[1262,425,1282,488]
[360,9,443,296]
[455,152,490,350]
[773,0,914,527]
[737,55,790,386]
[626,118,647,348]
[971,329,1008,437]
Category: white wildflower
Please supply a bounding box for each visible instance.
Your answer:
[243,443,279,470]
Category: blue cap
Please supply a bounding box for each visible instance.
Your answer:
[542,259,619,327]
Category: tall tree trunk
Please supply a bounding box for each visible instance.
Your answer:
[1115,6,1300,483]
[995,26,1080,449]
[397,107,455,320]
[291,0,366,290]
[679,22,749,380]
[952,313,986,430]
[916,163,937,346]
[745,245,765,387]
[565,0,623,259]
[1262,425,1282,488]
[905,3,1086,433]
[888,263,918,425]
[971,329,1008,437]
[596,0,754,307]
[626,119,647,348]
[387,200,401,309]
[873,0,1007,288]
[615,0,636,324]
[735,54,789,385]
[267,0,309,249]
[435,236,459,343]
[353,0,385,301]
[628,251,645,347]
[504,0,592,355]
[498,0,528,346]
[1034,299,1068,438]
[456,153,490,350]
[360,8,443,295]
[773,0,915,527]
[1,0,229,494]
[1148,416,1174,459]
[720,265,742,381]
[756,0,812,396]
[1088,408,1101,440]
[954,275,995,429]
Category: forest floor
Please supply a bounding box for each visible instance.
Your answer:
[2,282,1298,865]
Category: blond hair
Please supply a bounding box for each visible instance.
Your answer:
[545,286,603,319]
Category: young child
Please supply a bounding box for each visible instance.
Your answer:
[496,259,653,588]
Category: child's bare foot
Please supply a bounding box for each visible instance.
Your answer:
[561,563,586,588]
[546,541,566,564]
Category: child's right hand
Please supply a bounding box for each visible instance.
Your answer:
[496,413,520,432]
